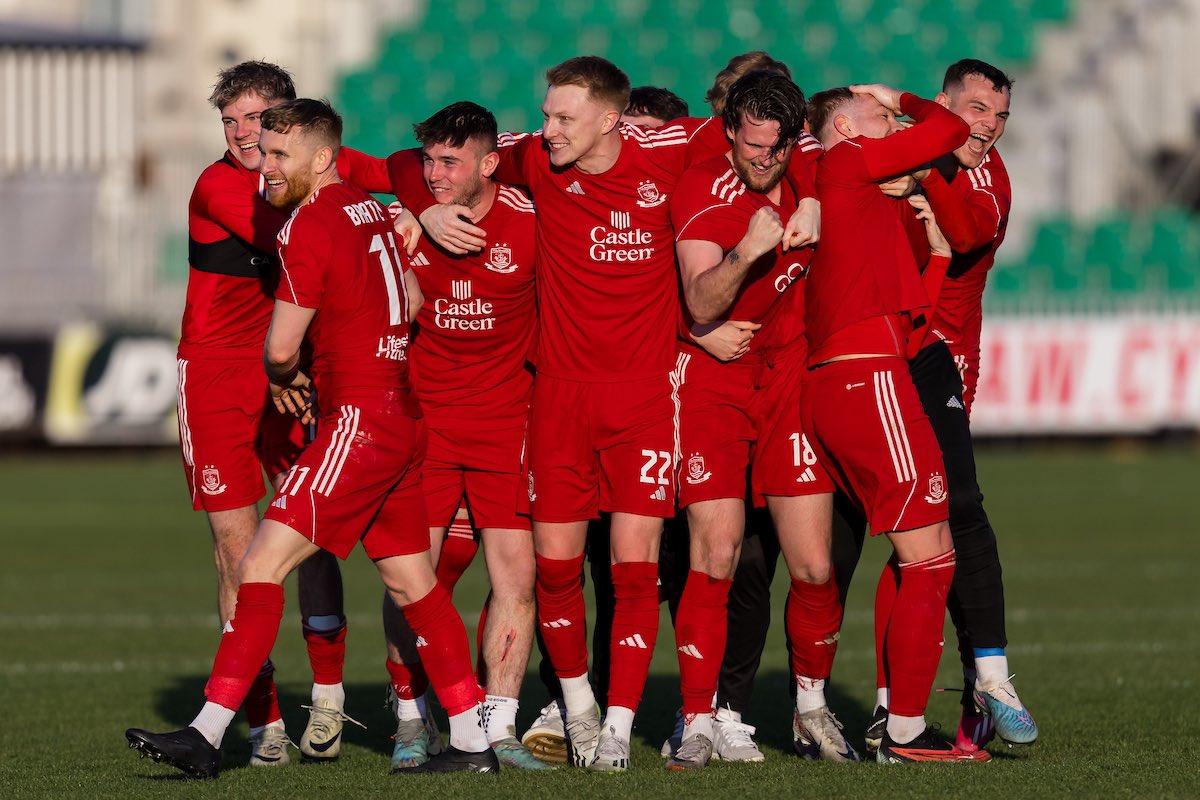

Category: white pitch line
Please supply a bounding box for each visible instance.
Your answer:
[0,611,481,630]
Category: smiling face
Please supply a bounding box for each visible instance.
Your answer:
[726,113,794,193]
[259,126,322,208]
[939,73,1011,168]
[422,138,496,209]
[221,92,279,171]
[540,83,617,169]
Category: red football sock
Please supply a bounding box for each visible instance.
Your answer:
[436,521,479,593]
[675,570,732,717]
[535,553,588,679]
[786,575,843,681]
[206,582,284,712]
[243,659,282,728]
[885,550,956,717]
[401,583,479,716]
[608,561,660,711]
[302,616,347,685]
[385,656,429,700]
[874,555,901,692]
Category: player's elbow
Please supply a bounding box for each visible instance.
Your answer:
[264,340,296,372]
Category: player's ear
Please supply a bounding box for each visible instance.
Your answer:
[479,150,500,178]
[313,145,335,175]
[934,92,951,110]
[600,108,620,135]
[833,113,853,139]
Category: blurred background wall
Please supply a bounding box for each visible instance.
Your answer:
[2,0,1198,443]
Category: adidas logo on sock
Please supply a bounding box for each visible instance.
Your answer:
[566,180,585,195]
[649,486,668,501]
[946,395,964,410]
[677,644,704,659]
[618,633,648,649]
[796,467,817,483]
[411,252,430,267]
[542,618,572,629]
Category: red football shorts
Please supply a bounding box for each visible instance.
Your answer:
[422,417,531,532]
[800,357,948,535]
[749,346,835,505]
[262,403,429,560]
[674,350,754,507]
[527,372,677,522]
[177,357,305,512]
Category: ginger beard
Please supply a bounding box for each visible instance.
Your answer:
[260,127,321,209]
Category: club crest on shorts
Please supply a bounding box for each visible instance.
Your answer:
[924,471,946,504]
[200,465,227,496]
[486,244,516,273]
[527,471,537,503]
[635,180,667,208]
[685,452,711,485]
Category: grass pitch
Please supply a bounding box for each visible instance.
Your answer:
[2,446,1196,798]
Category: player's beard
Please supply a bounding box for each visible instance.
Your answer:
[267,172,316,209]
[449,171,484,209]
[731,151,787,193]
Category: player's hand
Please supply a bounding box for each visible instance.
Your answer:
[391,207,423,256]
[782,196,820,250]
[909,195,951,258]
[691,319,762,361]
[849,83,904,115]
[740,207,785,262]
[270,371,316,424]
[419,204,486,255]
[879,174,917,198]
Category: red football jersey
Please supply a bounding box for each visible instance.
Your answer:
[671,149,816,355]
[275,181,417,413]
[405,182,537,427]
[923,149,1011,405]
[179,148,391,362]
[805,94,969,362]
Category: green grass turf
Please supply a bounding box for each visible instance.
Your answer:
[2,446,1196,798]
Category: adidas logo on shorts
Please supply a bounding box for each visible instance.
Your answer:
[796,467,817,483]
[618,633,649,649]
[946,395,965,410]
[649,486,668,501]
[414,636,429,648]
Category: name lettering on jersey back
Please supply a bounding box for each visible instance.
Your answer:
[589,210,654,263]
[342,199,389,227]
[433,279,496,332]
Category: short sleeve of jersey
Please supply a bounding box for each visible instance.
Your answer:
[494,133,539,189]
[276,213,333,309]
[671,168,746,252]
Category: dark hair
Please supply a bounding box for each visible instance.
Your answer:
[806,87,854,142]
[625,86,689,124]
[209,60,296,110]
[260,98,343,151]
[546,56,631,112]
[721,71,807,153]
[413,101,498,152]
[706,51,792,115]
[943,58,1014,94]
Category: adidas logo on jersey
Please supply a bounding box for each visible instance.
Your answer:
[946,395,965,410]
[566,180,585,195]
[677,644,704,659]
[542,618,572,629]
[796,467,818,483]
[410,252,430,267]
[618,634,649,649]
[649,485,668,501]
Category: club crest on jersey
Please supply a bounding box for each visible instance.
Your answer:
[685,453,711,485]
[486,245,517,274]
[635,180,667,208]
[924,472,947,504]
[200,466,227,496]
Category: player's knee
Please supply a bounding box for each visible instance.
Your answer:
[695,542,739,580]
[788,557,831,585]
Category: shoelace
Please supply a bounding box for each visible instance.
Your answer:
[719,719,758,748]
[301,704,368,737]
[252,730,296,754]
